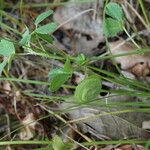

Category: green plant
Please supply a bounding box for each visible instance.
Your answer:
[20,9,57,46]
[103,2,140,48]
[0,39,15,75]
[103,2,124,37]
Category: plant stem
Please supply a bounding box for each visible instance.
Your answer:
[138,0,150,25]
[123,26,140,49]
[103,0,122,74]
[0,140,51,146]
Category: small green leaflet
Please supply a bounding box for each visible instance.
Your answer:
[75,75,101,103]
[64,58,73,73]
[52,135,67,150]
[52,135,73,150]
[0,39,15,75]
[0,39,15,56]
[34,10,53,27]
[36,33,54,43]
[103,18,123,37]
[105,2,123,21]
[75,53,86,65]
[48,58,72,92]
[0,60,7,75]
[49,68,71,92]
[19,27,31,46]
[35,22,57,34]
[103,2,124,37]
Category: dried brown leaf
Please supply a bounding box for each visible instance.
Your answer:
[109,39,150,77]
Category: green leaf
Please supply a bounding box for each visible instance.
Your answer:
[35,22,57,34]
[19,27,31,46]
[34,10,53,26]
[0,39,15,76]
[36,33,54,43]
[75,53,86,65]
[64,58,73,73]
[48,68,71,92]
[48,58,73,92]
[105,2,123,21]
[52,135,67,150]
[0,39,15,56]
[0,59,7,75]
[75,75,101,103]
[103,18,123,37]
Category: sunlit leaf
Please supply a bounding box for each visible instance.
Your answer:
[0,39,15,56]
[35,22,57,34]
[34,10,53,26]
[105,2,123,21]
[103,18,123,37]
[0,39,15,75]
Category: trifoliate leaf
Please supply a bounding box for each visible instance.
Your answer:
[105,2,123,21]
[35,22,57,34]
[103,18,123,37]
[34,10,53,26]
[48,58,73,92]
[75,75,101,103]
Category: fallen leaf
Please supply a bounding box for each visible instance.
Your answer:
[117,144,144,150]
[109,39,150,77]
[19,113,36,140]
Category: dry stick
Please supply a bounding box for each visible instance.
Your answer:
[59,129,89,150]
[38,104,92,148]
[67,109,135,124]
[123,26,140,49]
[125,1,150,31]
[111,29,149,51]
[122,4,133,24]
[56,9,95,30]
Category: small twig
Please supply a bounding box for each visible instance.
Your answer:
[56,9,95,30]
[112,30,150,51]
[125,1,150,31]
[38,104,92,143]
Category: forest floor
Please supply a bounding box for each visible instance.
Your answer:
[0,0,150,150]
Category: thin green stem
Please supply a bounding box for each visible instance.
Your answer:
[0,77,75,89]
[0,22,21,35]
[138,0,150,25]
[123,26,140,48]
[82,140,148,146]
[103,0,122,74]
